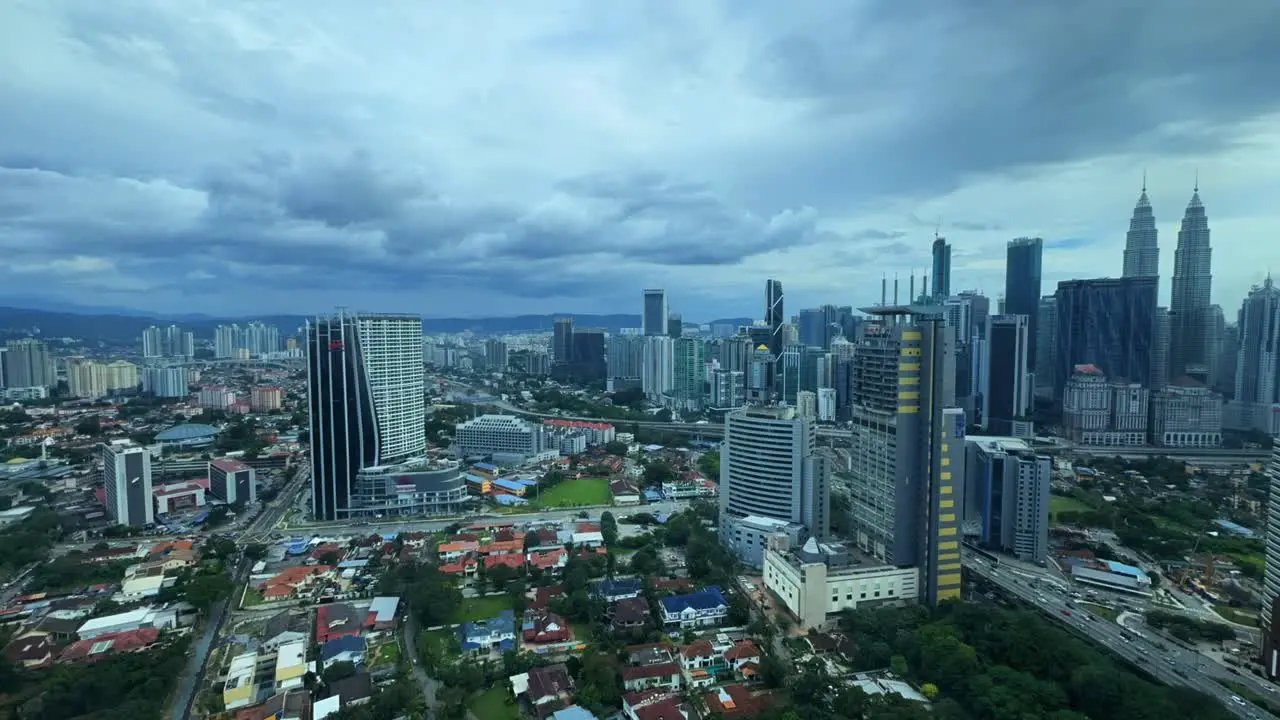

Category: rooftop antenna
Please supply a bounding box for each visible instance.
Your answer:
[893,274,900,305]
[935,217,942,240]
[923,274,930,299]
[881,275,887,306]
[1142,168,1147,193]
[1194,168,1199,193]
[909,272,915,303]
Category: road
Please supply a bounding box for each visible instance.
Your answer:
[964,554,1275,719]
[167,558,248,720]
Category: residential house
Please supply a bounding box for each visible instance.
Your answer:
[274,640,308,691]
[60,627,161,664]
[724,640,762,681]
[623,689,678,720]
[309,542,345,564]
[679,640,726,689]
[76,606,176,640]
[233,688,312,720]
[660,586,728,630]
[27,615,82,644]
[528,549,568,572]
[626,643,675,667]
[632,699,687,720]
[316,603,365,644]
[366,596,400,630]
[261,611,310,653]
[595,577,643,603]
[527,584,565,611]
[260,565,332,602]
[610,478,641,505]
[223,652,260,711]
[552,706,599,720]
[317,671,374,713]
[485,553,526,571]
[703,685,767,719]
[320,635,367,669]
[438,557,479,578]
[527,663,576,710]
[438,540,479,562]
[610,597,652,633]
[622,662,682,692]
[4,633,54,669]
[459,610,516,653]
[522,609,572,645]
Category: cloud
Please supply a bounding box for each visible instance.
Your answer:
[0,0,1278,319]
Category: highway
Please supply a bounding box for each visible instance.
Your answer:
[964,554,1275,718]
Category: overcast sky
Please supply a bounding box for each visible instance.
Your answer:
[2,1,1279,321]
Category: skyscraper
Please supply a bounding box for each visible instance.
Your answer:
[643,289,668,336]
[964,436,1051,564]
[1053,277,1158,400]
[1262,443,1280,678]
[671,337,706,411]
[307,313,426,521]
[1228,276,1280,435]
[101,441,154,527]
[1004,238,1044,371]
[848,303,965,604]
[1122,180,1159,278]
[1034,296,1058,400]
[720,406,828,539]
[552,318,575,365]
[2,339,54,389]
[641,335,674,402]
[1169,185,1213,383]
[667,313,683,339]
[765,279,785,359]
[932,236,952,299]
[982,314,1033,435]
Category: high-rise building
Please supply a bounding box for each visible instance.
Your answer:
[964,437,1051,564]
[667,313,683,339]
[142,366,188,398]
[1206,304,1226,392]
[670,337,705,410]
[569,328,607,384]
[981,314,1033,436]
[1169,186,1214,384]
[1035,296,1058,400]
[1060,364,1149,447]
[607,335,646,390]
[848,303,965,604]
[1053,277,1158,400]
[143,325,194,360]
[798,308,826,348]
[484,338,509,371]
[720,406,829,549]
[709,369,745,409]
[454,414,544,461]
[1122,181,1159,278]
[101,440,154,526]
[643,290,669,337]
[1151,380,1223,448]
[1004,238,1044,371]
[1152,307,1171,393]
[641,336,674,401]
[765,279,785,363]
[552,318,575,365]
[307,313,426,521]
[932,236,952,298]
[1227,276,1280,435]
[2,339,54,389]
[209,457,257,506]
[1262,444,1280,678]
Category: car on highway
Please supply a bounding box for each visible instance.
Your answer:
[1061,609,1072,617]
[1230,696,1246,707]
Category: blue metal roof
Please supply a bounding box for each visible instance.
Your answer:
[660,585,727,614]
[320,635,366,661]
[155,423,220,441]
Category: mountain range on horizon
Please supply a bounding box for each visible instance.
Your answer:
[0,301,754,342]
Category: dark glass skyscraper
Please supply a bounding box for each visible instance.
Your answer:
[765,279,784,357]
[1004,237,1044,370]
[931,236,952,298]
[1053,277,1158,400]
[552,317,575,364]
[642,289,668,336]
[982,314,1032,435]
[307,313,426,521]
[1169,187,1213,383]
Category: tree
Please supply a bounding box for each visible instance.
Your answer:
[243,543,268,561]
[697,451,720,480]
[600,511,619,547]
[890,654,909,677]
[604,440,629,456]
[74,416,102,436]
[322,660,358,684]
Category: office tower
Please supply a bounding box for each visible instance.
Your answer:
[798,308,826,348]
[982,314,1033,436]
[2,339,53,389]
[848,303,964,604]
[552,318,575,365]
[142,366,188,398]
[1169,185,1214,383]
[1061,365,1149,447]
[1053,277,1158,400]
[817,387,837,421]
[484,339,509,371]
[720,406,829,539]
[607,335,646,390]
[1207,305,1226,391]
[101,441,154,526]
[710,369,745,409]
[777,345,803,404]
[1122,180,1160,278]
[1219,322,1241,400]
[670,337,706,410]
[1228,277,1280,434]
[765,279,785,362]
[794,390,816,419]
[964,437,1051,564]
[1262,443,1280,679]
[943,291,989,415]
[643,289,669,336]
[1035,296,1058,400]
[209,457,257,506]
[716,337,754,375]
[667,313,683,339]
[1004,238,1044,371]
[641,336,674,402]
[745,343,773,403]
[1152,307,1171,393]
[1151,380,1223,448]
[570,328,607,383]
[307,313,426,521]
[932,236,952,298]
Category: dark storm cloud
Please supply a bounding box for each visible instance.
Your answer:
[736,0,1280,208]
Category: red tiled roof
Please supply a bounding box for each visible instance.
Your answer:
[60,628,160,663]
[622,662,680,682]
[724,640,761,661]
[484,554,525,570]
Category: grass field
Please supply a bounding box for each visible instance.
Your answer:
[529,477,612,509]
[369,641,400,668]
[1049,495,1093,523]
[470,687,520,720]
[1214,604,1260,627]
[451,594,513,624]
[241,588,265,608]
[1078,601,1119,622]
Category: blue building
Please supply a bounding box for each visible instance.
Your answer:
[459,609,516,653]
[594,577,642,603]
[660,586,729,629]
[1053,276,1158,400]
[964,436,1051,564]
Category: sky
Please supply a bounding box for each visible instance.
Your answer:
[2,0,1280,322]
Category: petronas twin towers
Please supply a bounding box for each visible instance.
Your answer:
[1121,178,1214,384]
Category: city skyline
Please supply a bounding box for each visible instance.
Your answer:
[1,3,1279,319]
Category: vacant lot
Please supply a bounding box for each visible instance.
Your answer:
[530,477,612,509]
[1049,495,1093,523]
[451,594,513,624]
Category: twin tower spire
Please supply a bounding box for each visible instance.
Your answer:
[1121,174,1207,280]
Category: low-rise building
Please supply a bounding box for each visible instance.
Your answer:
[763,536,918,629]
[274,640,308,691]
[76,606,176,640]
[223,651,260,711]
[622,662,683,692]
[459,610,516,653]
[659,586,728,630]
[320,635,366,669]
[725,515,807,569]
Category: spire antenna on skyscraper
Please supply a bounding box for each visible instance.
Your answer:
[1142,168,1147,193]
